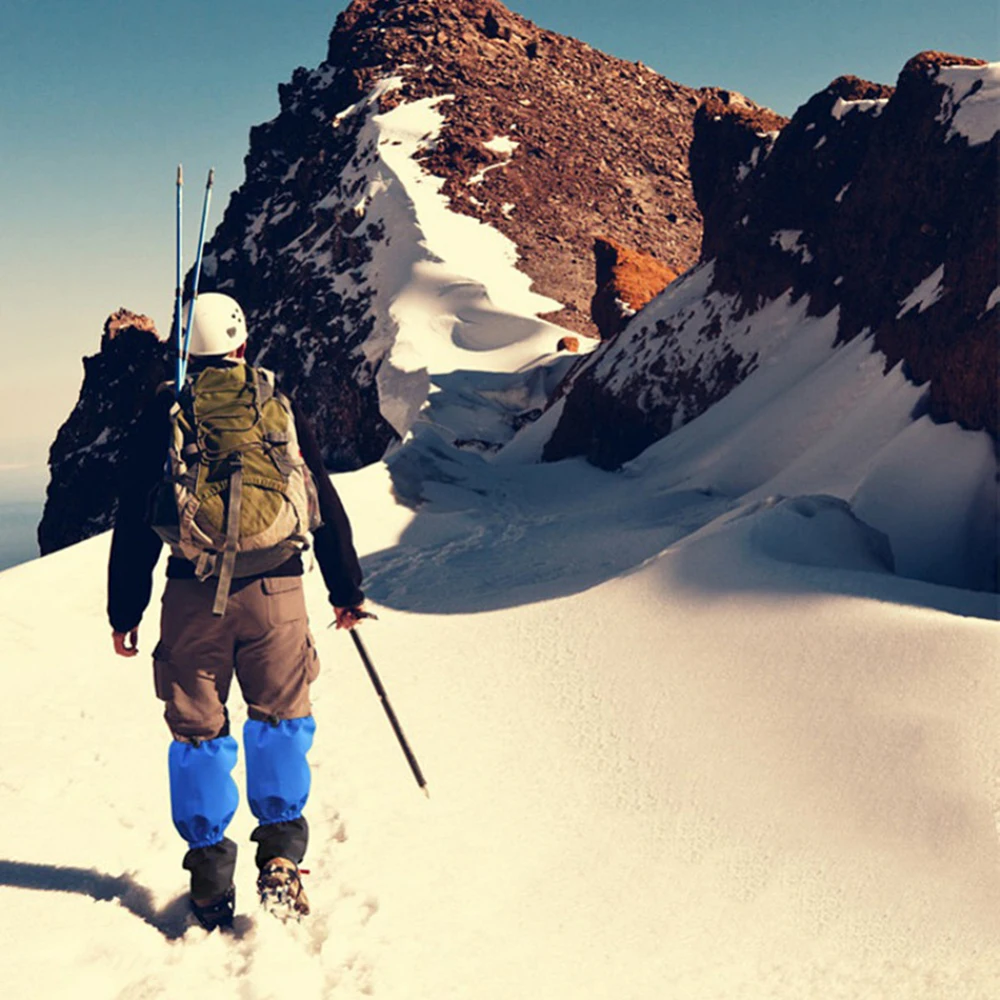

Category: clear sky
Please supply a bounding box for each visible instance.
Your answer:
[0,0,994,500]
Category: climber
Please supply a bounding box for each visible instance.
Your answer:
[107,292,366,930]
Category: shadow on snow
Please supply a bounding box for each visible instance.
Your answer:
[361,440,998,623]
[0,859,193,940]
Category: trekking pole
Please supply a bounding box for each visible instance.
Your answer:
[178,167,215,385]
[174,165,183,393]
[350,629,429,797]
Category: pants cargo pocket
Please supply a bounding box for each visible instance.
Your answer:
[152,641,173,702]
[262,577,307,627]
[305,631,320,684]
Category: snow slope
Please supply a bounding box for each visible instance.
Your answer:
[535,253,997,593]
[1,440,998,999]
[2,85,997,999]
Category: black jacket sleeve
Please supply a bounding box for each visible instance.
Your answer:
[107,393,171,632]
[291,399,365,608]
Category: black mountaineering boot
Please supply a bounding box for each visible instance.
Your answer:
[190,884,236,932]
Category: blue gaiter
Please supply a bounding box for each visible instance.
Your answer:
[244,716,316,826]
[168,736,240,849]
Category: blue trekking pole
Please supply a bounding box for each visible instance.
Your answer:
[177,167,215,387]
[174,165,184,393]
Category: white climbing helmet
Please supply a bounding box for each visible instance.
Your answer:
[182,292,248,356]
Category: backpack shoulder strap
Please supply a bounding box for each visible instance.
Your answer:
[253,366,277,405]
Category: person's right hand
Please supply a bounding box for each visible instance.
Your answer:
[112,629,139,657]
[332,606,374,630]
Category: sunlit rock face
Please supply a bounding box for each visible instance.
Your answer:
[590,237,679,341]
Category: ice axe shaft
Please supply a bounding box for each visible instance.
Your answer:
[350,630,429,796]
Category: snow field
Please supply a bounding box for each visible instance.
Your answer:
[1,453,998,998]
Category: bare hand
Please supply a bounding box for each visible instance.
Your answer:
[332,606,374,630]
[113,629,139,657]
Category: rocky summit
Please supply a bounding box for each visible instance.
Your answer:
[197,0,704,468]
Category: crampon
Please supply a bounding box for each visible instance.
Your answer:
[257,857,310,922]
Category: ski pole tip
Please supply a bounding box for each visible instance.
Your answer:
[207,167,215,186]
[422,785,430,800]
[177,164,183,184]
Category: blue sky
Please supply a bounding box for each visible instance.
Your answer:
[0,0,994,498]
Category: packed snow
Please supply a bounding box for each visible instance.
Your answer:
[1,376,997,998]
[897,264,946,317]
[937,62,1000,146]
[1,84,997,1000]
[830,97,888,120]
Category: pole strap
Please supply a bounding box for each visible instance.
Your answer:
[212,462,243,617]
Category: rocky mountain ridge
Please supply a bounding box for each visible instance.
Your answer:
[38,2,997,586]
[42,0,708,551]
[544,52,998,469]
[196,0,706,470]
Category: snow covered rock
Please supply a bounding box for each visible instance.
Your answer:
[193,0,705,466]
[39,310,168,555]
[544,52,998,472]
[41,0,716,548]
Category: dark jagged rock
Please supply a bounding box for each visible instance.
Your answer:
[591,236,678,340]
[838,54,995,434]
[545,51,998,469]
[688,90,789,263]
[39,310,168,555]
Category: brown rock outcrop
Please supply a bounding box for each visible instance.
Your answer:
[591,236,679,340]
[39,310,168,554]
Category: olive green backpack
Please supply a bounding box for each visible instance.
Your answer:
[150,364,321,615]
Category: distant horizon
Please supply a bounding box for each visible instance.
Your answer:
[1,0,994,503]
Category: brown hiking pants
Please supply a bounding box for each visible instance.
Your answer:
[152,576,320,741]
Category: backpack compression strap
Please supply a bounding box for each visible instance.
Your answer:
[212,458,244,617]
